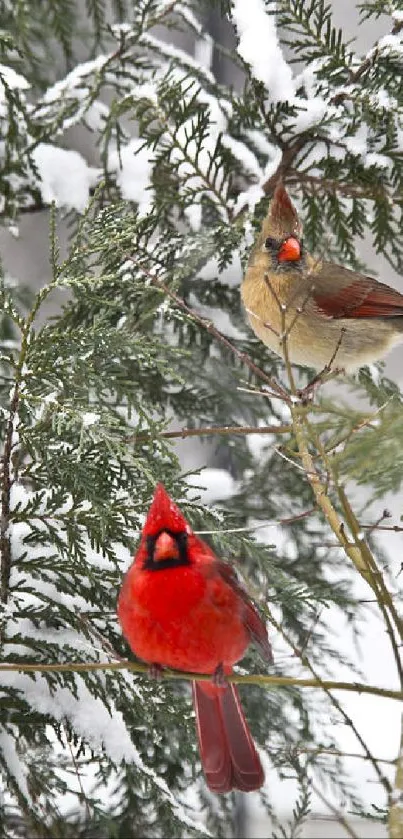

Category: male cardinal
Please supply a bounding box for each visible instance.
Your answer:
[117,483,272,794]
[241,182,403,371]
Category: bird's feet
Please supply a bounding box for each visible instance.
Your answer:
[297,366,344,403]
[212,663,228,689]
[148,663,164,681]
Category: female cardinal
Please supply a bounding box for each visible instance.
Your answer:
[241,182,403,372]
[117,483,272,794]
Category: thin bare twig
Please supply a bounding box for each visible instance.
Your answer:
[265,608,393,796]
[65,728,92,822]
[311,781,359,839]
[389,715,403,839]
[127,422,291,444]
[132,262,290,402]
[290,745,396,767]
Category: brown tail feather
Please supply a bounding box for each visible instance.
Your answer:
[192,681,264,794]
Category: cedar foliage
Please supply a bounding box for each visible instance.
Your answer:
[1,1,403,836]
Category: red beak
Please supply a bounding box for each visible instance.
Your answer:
[277,236,301,262]
[153,531,180,562]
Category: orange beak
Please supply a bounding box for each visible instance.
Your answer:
[153,532,179,562]
[277,236,301,262]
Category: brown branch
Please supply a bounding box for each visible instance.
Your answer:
[265,609,393,796]
[287,169,399,202]
[389,715,403,839]
[259,19,403,202]
[311,781,359,839]
[332,19,403,106]
[128,422,292,444]
[131,263,290,402]
[290,745,396,767]
[0,384,19,604]
[262,137,308,196]
[361,523,403,534]
[0,659,402,701]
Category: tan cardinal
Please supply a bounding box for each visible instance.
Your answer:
[241,183,403,372]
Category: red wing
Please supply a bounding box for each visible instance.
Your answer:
[214,560,273,664]
[313,270,403,320]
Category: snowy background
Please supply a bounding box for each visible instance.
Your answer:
[1,1,402,836]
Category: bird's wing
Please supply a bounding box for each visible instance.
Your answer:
[214,560,273,664]
[312,262,403,319]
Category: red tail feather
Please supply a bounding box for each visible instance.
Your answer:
[192,682,264,794]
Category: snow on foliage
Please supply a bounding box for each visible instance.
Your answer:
[109,139,155,216]
[32,145,100,212]
[0,64,30,94]
[186,469,237,504]
[231,0,295,101]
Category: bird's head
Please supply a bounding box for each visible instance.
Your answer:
[253,182,305,273]
[141,483,191,571]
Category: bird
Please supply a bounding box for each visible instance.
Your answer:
[117,483,272,794]
[241,182,403,372]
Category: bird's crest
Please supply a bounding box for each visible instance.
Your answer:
[260,182,302,243]
[142,483,191,537]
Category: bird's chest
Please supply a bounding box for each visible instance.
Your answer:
[133,565,206,625]
[120,565,248,672]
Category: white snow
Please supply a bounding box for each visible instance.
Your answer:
[365,152,390,169]
[221,134,263,179]
[188,293,246,339]
[246,417,279,460]
[3,671,209,834]
[246,129,280,160]
[32,144,96,213]
[9,483,31,511]
[198,89,231,130]
[229,136,282,215]
[367,363,382,386]
[346,124,368,157]
[41,55,109,104]
[231,0,295,102]
[0,729,30,800]
[169,102,229,228]
[292,96,328,133]
[345,125,392,170]
[378,33,403,55]
[370,88,395,110]
[198,253,243,288]
[82,412,100,427]
[142,33,215,85]
[186,469,236,504]
[109,139,154,215]
[0,64,29,94]
[194,33,214,71]
[84,99,109,132]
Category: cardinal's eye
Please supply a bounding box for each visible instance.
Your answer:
[264,237,277,251]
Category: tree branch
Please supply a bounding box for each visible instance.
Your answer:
[0,659,401,700]
[128,422,291,444]
[311,781,359,839]
[389,715,403,839]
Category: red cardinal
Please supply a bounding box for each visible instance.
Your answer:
[241,182,403,371]
[117,483,272,794]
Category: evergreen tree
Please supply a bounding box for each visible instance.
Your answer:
[1,1,403,836]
